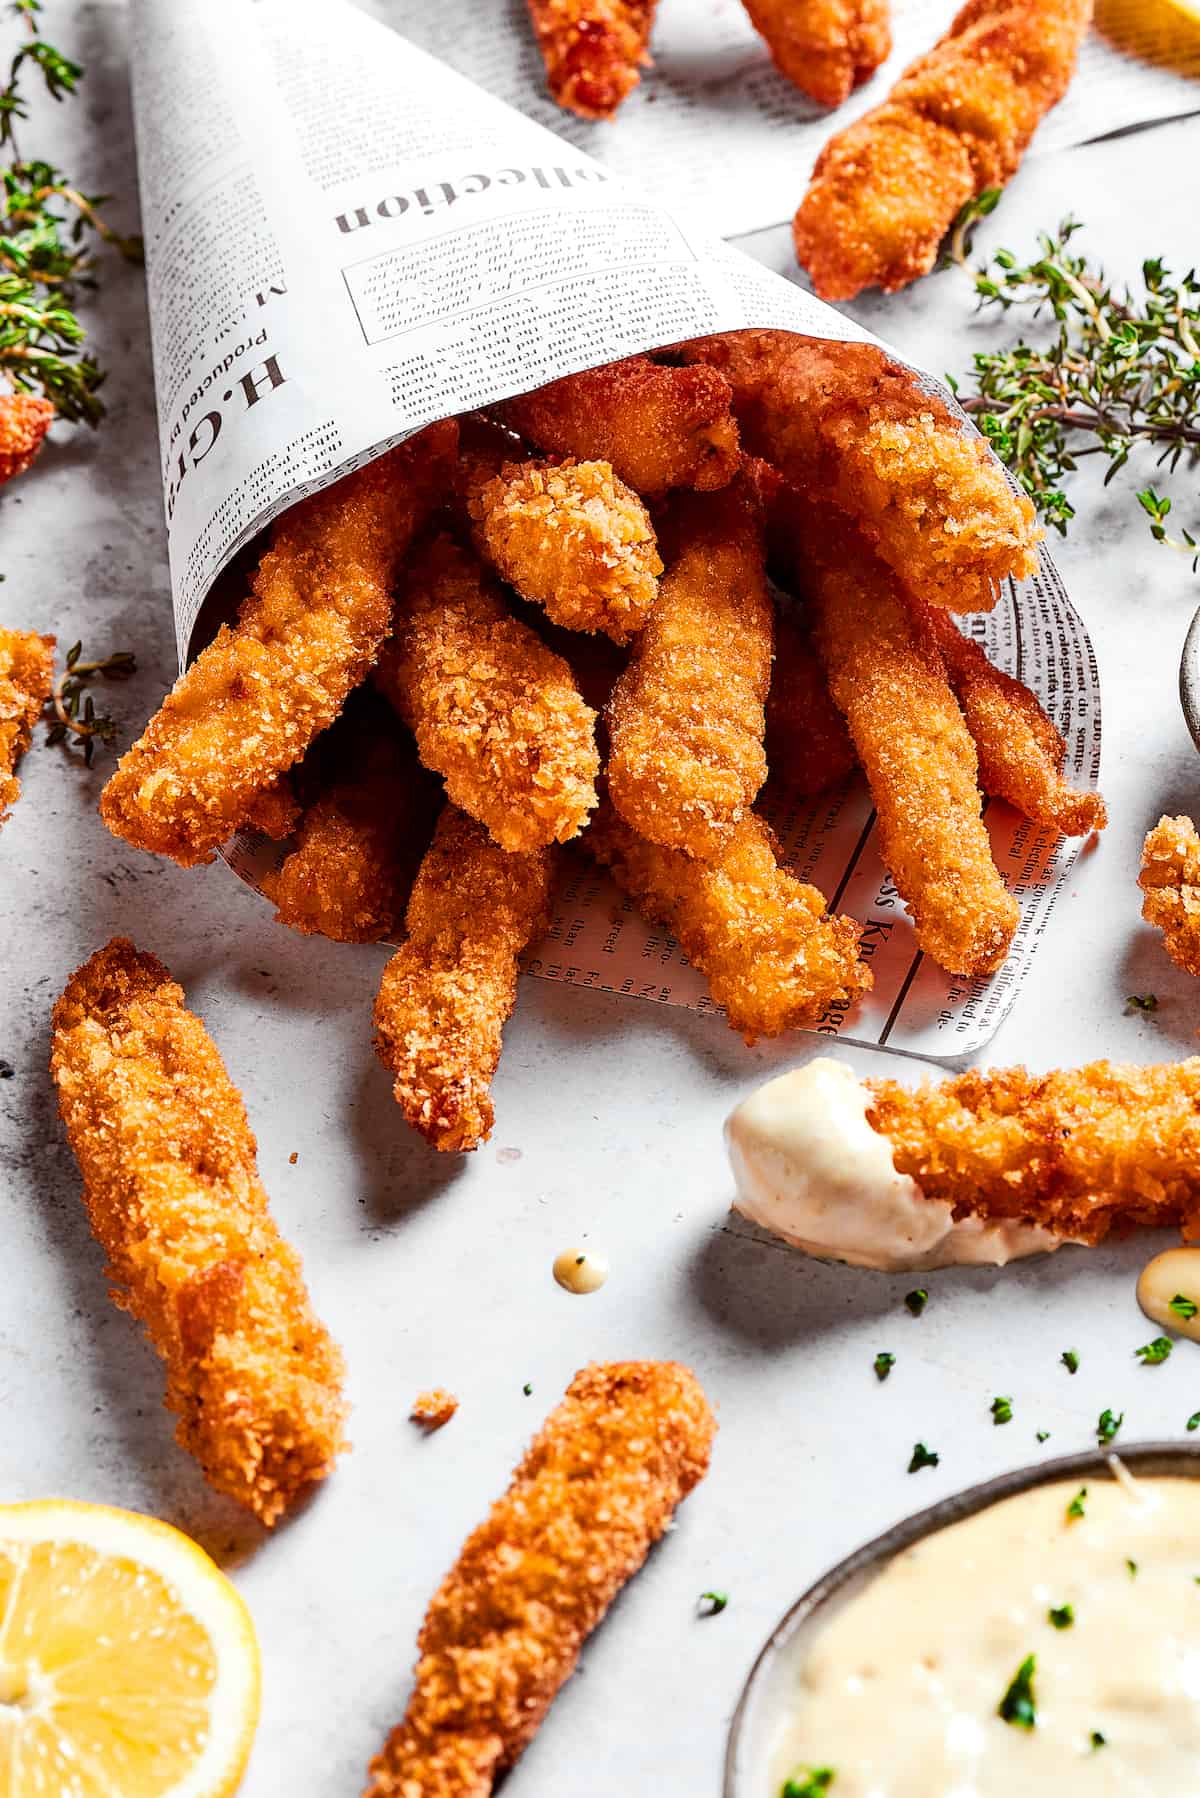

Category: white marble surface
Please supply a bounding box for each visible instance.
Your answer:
[2,6,1200,1793]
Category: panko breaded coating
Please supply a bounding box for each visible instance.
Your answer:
[100,420,458,867]
[0,391,54,485]
[524,0,658,117]
[766,601,857,798]
[0,626,54,827]
[50,939,348,1525]
[741,0,891,107]
[374,534,599,853]
[462,445,661,644]
[808,516,1018,975]
[1139,815,1200,978]
[867,1059,1200,1243]
[373,806,555,1152]
[915,600,1106,836]
[501,357,740,499]
[680,332,1040,613]
[364,1360,715,1798]
[590,798,870,1040]
[261,697,439,943]
[241,771,301,841]
[411,1390,459,1430]
[606,479,772,858]
[792,0,1093,300]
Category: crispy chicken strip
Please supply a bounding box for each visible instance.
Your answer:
[100,421,457,866]
[373,805,555,1152]
[364,1360,715,1798]
[50,939,348,1525]
[766,601,857,797]
[807,515,1018,975]
[524,0,659,117]
[792,0,1093,299]
[741,0,891,106]
[679,332,1039,613]
[914,600,1106,835]
[867,1059,1200,1244]
[461,438,661,644]
[374,534,599,852]
[261,696,440,943]
[241,772,301,841]
[0,392,54,485]
[501,357,740,498]
[0,626,54,827]
[590,798,870,1039]
[607,479,772,857]
[1139,815,1200,978]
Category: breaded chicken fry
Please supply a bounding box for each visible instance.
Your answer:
[741,0,891,106]
[867,1059,1200,1244]
[462,442,661,644]
[375,535,599,853]
[766,601,857,797]
[262,697,439,943]
[0,626,54,827]
[792,0,1093,299]
[680,333,1039,613]
[525,0,658,117]
[607,479,772,857]
[0,392,54,485]
[373,806,555,1152]
[914,601,1106,835]
[364,1360,715,1798]
[590,798,870,1040]
[100,421,457,866]
[501,357,740,498]
[1139,815,1200,978]
[241,772,301,841]
[50,940,348,1524]
[808,516,1018,975]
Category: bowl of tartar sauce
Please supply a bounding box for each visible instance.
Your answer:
[725,1444,1200,1798]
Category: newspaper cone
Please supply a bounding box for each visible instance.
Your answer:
[127,0,1101,1058]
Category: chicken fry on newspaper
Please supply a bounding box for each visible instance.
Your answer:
[100,420,457,866]
[741,0,891,106]
[50,939,348,1525]
[364,1361,715,1798]
[1139,815,1200,979]
[792,0,1093,299]
[607,478,772,858]
[0,626,54,828]
[374,805,555,1153]
[524,0,659,117]
[501,357,740,498]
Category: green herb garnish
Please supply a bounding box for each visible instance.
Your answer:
[522,1382,532,1396]
[1189,1412,1200,1433]
[1136,1336,1174,1365]
[1061,1349,1079,1375]
[1097,1408,1124,1445]
[781,1768,835,1797]
[1036,1430,1051,1443]
[1127,1558,1138,1577]
[997,1654,1037,1729]
[1091,1731,1107,1750]
[1170,1294,1199,1321]
[908,1442,939,1473]
[1048,1603,1074,1629]
[873,1352,895,1382]
[1126,993,1160,1013]
[904,1289,928,1317]
[697,1590,727,1617]
[1067,1486,1088,1520]
[990,1396,1013,1426]
[45,641,136,765]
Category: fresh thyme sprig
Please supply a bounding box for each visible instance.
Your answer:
[0,1,141,425]
[947,195,1200,569]
[45,637,136,765]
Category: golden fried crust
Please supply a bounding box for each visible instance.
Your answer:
[741,0,891,106]
[867,1059,1200,1243]
[501,358,740,498]
[589,798,870,1039]
[100,422,458,867]
[241,772,301,841]
[365,1361,715,1798]
[0,626,54,826]
[606,480,772,858]
[50,939,348,1524]
[792,0,1093,298]
[766,601,857,797]
[806,515,1018,975]
[373,806,555,1152]
[0,392,54,485]
[463,449,661,644]
[915,601,1106,836]
[375,535,599,853]
[524,0,658,117]
[680,334,1040,613]
[1139,815,1200,979]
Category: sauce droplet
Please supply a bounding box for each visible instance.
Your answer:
[1137,1245,1200,1342]
[552,1247,609,1295]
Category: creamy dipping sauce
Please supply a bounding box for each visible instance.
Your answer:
[552,1247,609,1294]
[725,1060,1066,1271]
[1137,1246,1200,1343]
[768,1475,1200,1797]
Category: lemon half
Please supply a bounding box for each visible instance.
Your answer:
[0,1500,260,1798]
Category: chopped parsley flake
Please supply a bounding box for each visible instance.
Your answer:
[522,1382,532,1396]
[1036,1430,1051,1443]
[1048,1603,1074,1629]
[1170,1293,1199,1321]
[873,1351,896,1382]
[1061,1349,1080,1375]
[908,1442,939,1473]
[697,1590,727,1617]
[997,1654,1037,1730]
[1136,1336,1174,1365]
[904,1289,928,1317]
[1067,1486,1088,1520]
[1091,1731,1107,1751]
[991,1395,1013,1426]
[781,1768,835,1797]
[1127,1559,1138,1577]
[1189,1412,1200,1433]
[1097,1408,1124,1446]
[1126,993,1158,1012]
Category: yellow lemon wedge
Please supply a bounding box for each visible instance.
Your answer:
[0,1500,260,1798]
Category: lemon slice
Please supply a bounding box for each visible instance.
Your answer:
[0,1500,260,1798]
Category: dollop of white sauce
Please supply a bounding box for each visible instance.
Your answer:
[1137,1245,1200,1343]
[725,1059,1065,1272]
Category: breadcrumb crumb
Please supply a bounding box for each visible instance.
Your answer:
[1140,815,1200,978]
[411,1390,459,1430]
[0,626,54,827]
